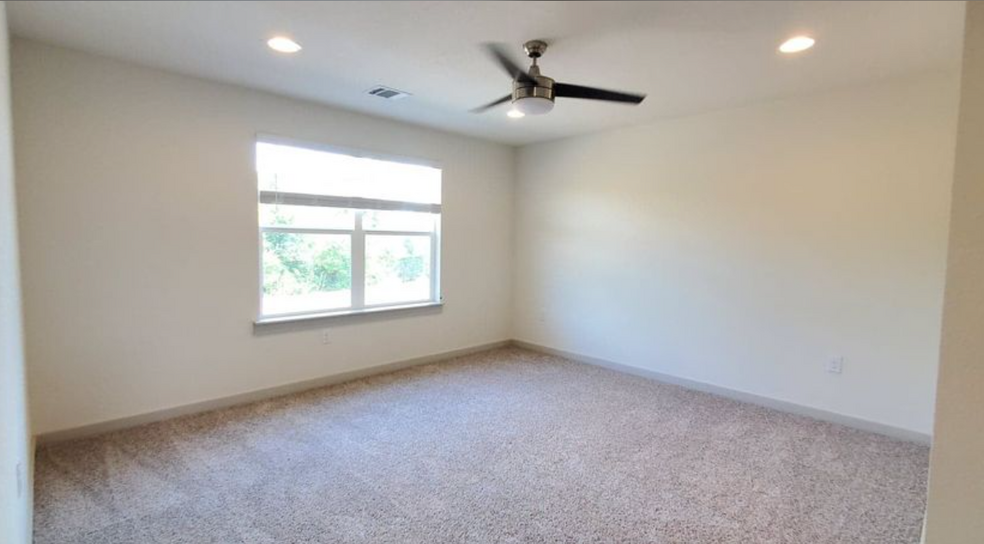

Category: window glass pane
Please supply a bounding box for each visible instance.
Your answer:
[259,203,354,230]
[262,233,352,315]
[257,142,441,204]
[363,210,435,232]
[365,235,432,306]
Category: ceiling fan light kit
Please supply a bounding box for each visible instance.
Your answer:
[472,39,646,116]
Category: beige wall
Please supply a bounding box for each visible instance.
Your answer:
[12,40,515,435]
[923,2,984,541]
[0,3,32,543]
[514,72,960,436]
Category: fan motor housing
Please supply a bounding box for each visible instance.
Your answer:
[512,72,555,103]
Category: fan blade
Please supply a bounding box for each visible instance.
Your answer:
[483,43,536,85]
[470,95,513,113]
[554,83,646,104]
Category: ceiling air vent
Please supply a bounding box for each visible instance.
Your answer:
[366,86,411,100]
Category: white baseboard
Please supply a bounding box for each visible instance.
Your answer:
[37,338,931,446]
[36,340,511,444]
[512,339,932,445]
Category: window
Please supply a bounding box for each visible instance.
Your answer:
[256,138,441,321]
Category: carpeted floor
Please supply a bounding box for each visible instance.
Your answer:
[34,348,930,543]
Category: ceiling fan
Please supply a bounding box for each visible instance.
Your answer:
[472,40,646,116]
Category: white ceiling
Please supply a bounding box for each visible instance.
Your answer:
[7,1,966,145]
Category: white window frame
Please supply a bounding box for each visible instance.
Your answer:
[254,135,442,324]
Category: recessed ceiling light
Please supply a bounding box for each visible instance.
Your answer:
[779,36,815,54]
[268,36,302,54]
[507,108,525,119]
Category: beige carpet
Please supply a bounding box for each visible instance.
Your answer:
[34,348,930,543]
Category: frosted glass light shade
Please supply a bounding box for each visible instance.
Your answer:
[514,96,554,115]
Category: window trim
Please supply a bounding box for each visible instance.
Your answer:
[254,135,442,324]
[254,300,444,326]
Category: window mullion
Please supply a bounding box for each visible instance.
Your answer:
[351,211,366,309]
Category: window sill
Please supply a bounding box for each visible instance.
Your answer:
[254,301,443,326]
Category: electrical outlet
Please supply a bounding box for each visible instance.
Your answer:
[321,330,330,345]
[826,356,844,374]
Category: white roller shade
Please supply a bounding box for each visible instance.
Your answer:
[259,191,441,213]
[256,138,441,206]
